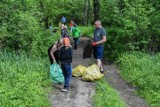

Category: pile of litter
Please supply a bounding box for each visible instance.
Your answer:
[72,64,104,81]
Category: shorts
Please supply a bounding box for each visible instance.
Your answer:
[93,45,104,59]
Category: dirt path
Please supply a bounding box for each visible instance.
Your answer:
[49,37,149,107]
[49,37,95,107]
[104,65,149,107]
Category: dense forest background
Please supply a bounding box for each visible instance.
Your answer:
[0,0,160,60]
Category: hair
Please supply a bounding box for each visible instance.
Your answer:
[63,37,70,46]
[95,20,101,25]
[57,38,63,45]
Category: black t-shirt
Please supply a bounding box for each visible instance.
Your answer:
[60,46,73,65]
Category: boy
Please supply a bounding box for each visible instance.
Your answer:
[60,37,73,92]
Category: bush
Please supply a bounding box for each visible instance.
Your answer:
[0,11,60,57]
[79,26,94,37]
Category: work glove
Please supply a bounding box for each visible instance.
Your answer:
[92,42,97,46]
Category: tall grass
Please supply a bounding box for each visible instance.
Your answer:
[117,52,160,107]
[0,50,51,107]
[93,78,127,107]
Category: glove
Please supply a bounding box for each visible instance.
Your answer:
[92,42,97,46]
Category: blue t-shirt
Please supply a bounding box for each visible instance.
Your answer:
[94,27,106,46]
[61,17,66,23]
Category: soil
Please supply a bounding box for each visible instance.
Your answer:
[49,37,149,107]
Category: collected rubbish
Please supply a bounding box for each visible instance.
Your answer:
[72,65,86,77]
[72,64,104,81]
[50,63,64,84]
[83,39,93,59]
[82,64,104,81]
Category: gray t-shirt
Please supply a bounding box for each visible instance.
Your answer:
[94,27,106,46]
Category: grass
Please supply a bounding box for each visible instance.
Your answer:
[117,52,160,107]
[0,50,51,107]
[93,78,127,107]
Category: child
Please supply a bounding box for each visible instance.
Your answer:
[60,37,73,92]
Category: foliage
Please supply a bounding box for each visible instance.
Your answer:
[117,52,160,107]
[101,0,160,60]
[42,0,85,24]
[93,78,127,107]
[79,26,94,37]
[0,0,160,60]
[0,50,51,107]
[0,0,60,57]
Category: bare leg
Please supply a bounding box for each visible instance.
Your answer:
[100,59,103,71]
[96,59,103,72]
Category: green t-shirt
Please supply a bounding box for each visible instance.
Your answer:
[72,27,81,38]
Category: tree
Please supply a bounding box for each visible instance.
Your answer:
[93,0,100,21]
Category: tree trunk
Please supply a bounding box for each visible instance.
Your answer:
[83,0,88,25]
[93,0,100,22]
[87,0,90,25]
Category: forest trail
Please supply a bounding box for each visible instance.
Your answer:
[49,37,149,107]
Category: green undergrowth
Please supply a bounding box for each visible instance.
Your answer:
[0,50,51,107]
[117,52,160,107]
[93,78,127,107]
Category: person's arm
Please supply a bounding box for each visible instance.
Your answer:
[95,36,106,45]
[92,28,107,46]
[50,44,57,62]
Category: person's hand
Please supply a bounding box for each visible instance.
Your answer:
[53,59,56,63]
[92,42,97,46]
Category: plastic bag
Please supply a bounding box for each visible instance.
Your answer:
[83,39,93,59]
[82,64,104,81]
[50,63,64,84]
[72,65,86,77]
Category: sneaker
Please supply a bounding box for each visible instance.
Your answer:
[100,70,104,74]
[61,88,68,92]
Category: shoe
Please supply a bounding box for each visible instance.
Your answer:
[100,70,104,74]
[61,88,68,92]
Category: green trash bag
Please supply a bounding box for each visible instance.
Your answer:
[50,63,64,84]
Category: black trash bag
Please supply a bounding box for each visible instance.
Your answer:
[83,39,93,59]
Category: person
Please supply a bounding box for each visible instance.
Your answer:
[69,20,74,33]
[61,24,69,38]
[60,37,73,92]
[48,23,54,34]
[92,20,106,73]
[72,24,81,50]
[48,38,63,65]
[61,16,67,24]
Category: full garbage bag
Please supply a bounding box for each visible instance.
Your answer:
[83,39,93,59]
[50,63,64,84]
[72,65,86,77]
[82,64,104,81]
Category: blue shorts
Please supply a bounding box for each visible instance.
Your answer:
[93,45,104,59]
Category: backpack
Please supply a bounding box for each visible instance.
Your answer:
[61,28,69,38]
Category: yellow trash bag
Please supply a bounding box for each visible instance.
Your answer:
[82,64,104,81]
[72,65,86,77]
